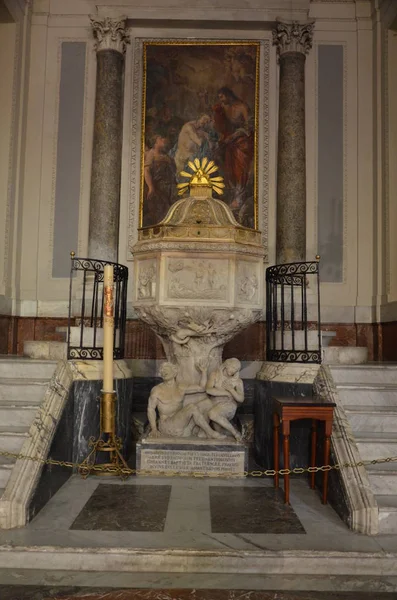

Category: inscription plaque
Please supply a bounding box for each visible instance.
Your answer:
[136,440,247,477]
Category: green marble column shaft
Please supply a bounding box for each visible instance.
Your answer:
[88,17,129,263]
[273,21,314,264]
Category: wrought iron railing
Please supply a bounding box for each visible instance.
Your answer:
[67,255,128,360]
[266,260,321,363]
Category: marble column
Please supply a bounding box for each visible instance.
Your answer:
[272,21,314,264]
[88,16,129,263]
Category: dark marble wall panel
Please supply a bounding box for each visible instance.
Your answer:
[72,378,134,465]
[29,387,74,521]
[307,421,352,527]
[28,377,133,521]
[131,377,160,413]
[254,380,313,469]
[238,379,255,415]
[381,321,397,361]
[0,315,12,354]
[323,449,352,529]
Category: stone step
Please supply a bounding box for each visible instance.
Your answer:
[330,364,397,385]
[0,544,396,576]
[0,378,49,404]
[0,358,57,380]
[367,462,397,495]
[354,431,397,461]
[0,426,29,454]
[23,341,66,361]
[336,384,397,408]
[344,405,397,432]
[376,495,397,534]
[323,347,368,365]
[0,404,38,427]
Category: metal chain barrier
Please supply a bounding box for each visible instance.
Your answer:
[1,447,397,479]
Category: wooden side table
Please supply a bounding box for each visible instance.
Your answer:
[273,396,336,505]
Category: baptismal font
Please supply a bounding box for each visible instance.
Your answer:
[131,159,265,475]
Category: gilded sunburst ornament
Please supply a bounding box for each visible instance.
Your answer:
[177,158,225,196]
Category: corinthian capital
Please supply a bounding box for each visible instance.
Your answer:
[90,16,130,54]
[272,20,314,57]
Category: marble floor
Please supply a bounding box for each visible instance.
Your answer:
[1,475,397,597]
[2,474,397,553]
[0,587,397,600]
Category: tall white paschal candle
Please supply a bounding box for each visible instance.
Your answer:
[103,265,114,393]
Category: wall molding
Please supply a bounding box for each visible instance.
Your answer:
[2,22,20,292]
[46,35,63,281]
[313,40,348,285]
[384,28,390,294]
[260,39,269,256]
[127,36,141,253]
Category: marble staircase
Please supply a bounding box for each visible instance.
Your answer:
[0,358,57,499]
[330,364,397,533]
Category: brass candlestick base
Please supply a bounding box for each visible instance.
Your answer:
[79,391,130,479]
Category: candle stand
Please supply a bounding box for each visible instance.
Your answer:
[78,263,129,479]
[79,390,129,478]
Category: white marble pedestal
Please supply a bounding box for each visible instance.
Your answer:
[136,437,248,478]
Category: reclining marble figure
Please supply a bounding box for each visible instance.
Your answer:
[147,358,244,441]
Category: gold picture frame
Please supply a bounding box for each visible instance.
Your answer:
[139,40,260,230]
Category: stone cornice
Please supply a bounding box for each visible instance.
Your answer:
[90,15,130,54]
[4,0,31,21]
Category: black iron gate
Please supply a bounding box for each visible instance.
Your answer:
[266,260,321,363]
[67,255,128,360]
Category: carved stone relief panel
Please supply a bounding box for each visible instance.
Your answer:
[164,257,230,304]
[135,258,157,302]
[236,260,261,305]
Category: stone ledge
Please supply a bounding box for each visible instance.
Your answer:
[0,545,395,576]
[256,362,320,384]
[23,341,67,361]
[323,347,368,365]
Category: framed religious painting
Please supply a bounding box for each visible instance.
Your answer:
[139,41,260,230]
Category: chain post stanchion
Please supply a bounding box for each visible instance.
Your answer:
[0,448,397,479]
